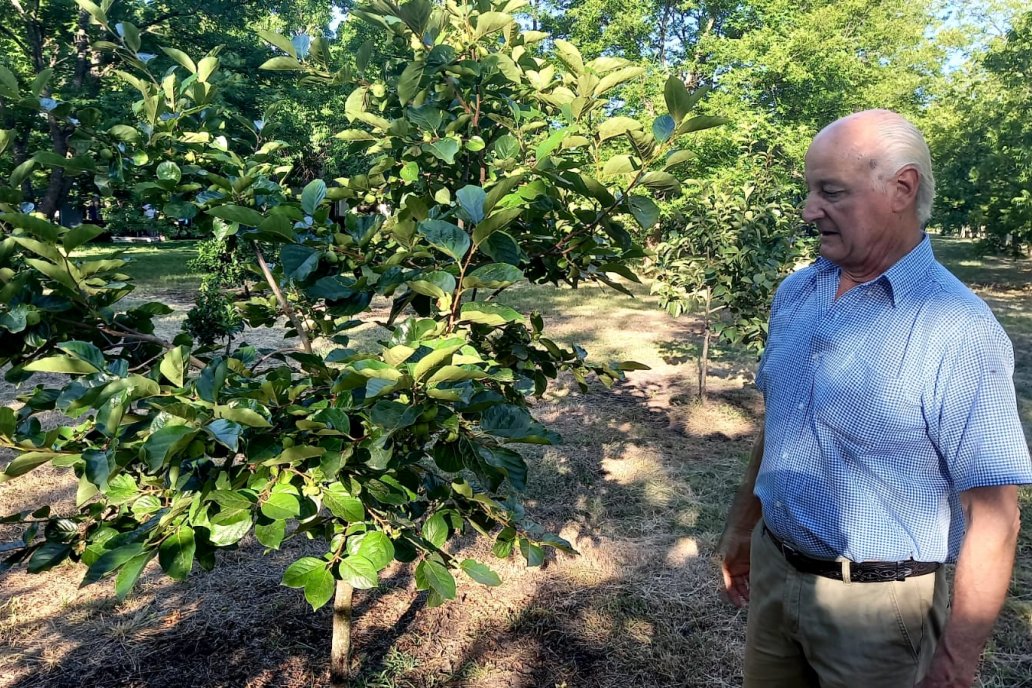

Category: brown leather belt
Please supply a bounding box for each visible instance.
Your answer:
[763,525,941,583]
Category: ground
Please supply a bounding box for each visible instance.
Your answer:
[1,237,1030,687]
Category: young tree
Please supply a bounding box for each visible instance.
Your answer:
[0,0,721,681]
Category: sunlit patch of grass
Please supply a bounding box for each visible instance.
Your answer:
[72,240,201,291]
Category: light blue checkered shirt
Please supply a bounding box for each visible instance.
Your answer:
[755,236,1032,563]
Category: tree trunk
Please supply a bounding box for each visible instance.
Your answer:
[657,1,670,67]
[699,290,711,402]
[330,580,354,686]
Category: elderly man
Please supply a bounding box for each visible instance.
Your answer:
[719,109,1032,688]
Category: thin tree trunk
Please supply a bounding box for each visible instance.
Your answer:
[330,580,354,686]
[657,1,670,67]
[255,247,313,354]
[699,289,711,402]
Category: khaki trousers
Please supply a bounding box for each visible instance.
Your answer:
[743,522,949,687]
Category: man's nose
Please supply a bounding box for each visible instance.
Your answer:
[800,195,822,223]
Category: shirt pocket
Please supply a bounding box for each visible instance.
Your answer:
[814,358,926,451]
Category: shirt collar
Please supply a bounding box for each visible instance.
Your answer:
[811,234,934,307]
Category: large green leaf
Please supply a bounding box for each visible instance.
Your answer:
[397,61,424,105]
[424,138,460,163]
[323,483,365,521]
[114,551,155,601]
[0,452,64,483]
[300,179,327,215]
[161,46,196,73]
[422,512,448,548]
[598,117,642,142]
[652,114,675,143]
[415,559,455,600]
[459,302,523,327]
[338,555,379,589]
[462,263,524,289]
[261,491,301,520]
[456,185,486,224]
[481,404,559,445]
[471,207,521,245]
[158,526,195,580]
[281,244,320,282]
[142,425,197,471]
[628,195,661,230]
[214,406,272,427]
[418,220,469,262]
[553,39,584,75]
[282,556,325,587]
[159,346,187,387]
[24,355,99,375]
[207,205,263,226]
[356,531,395,570]
[677,114,729,136]
[81,543,147,587]
[474,11,512,38]
[460,558,501,586]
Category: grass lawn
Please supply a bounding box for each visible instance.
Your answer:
[0,234,1030,687]
[72,240,203,291]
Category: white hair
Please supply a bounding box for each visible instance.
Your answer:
[850,110,936,226]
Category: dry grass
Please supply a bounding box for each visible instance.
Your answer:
[0,236,1030,687]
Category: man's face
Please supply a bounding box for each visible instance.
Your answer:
[801,130,897,275]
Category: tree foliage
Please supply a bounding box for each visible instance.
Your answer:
[0,2,725,673]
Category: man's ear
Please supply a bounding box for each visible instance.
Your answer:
[891,166,920,213]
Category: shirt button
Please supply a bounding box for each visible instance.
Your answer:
[797,402,805,410]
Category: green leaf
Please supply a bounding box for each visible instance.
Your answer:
[81,543,147,587]
[663,75,692,124]
[209,510,252,546]
[422,512,448,548]
[261,491,301,520]
[593,66,645,97]
[481,404,559,445]
[156,161,181,183]
[0,65,19,99]
[301,179,327,215]
[58,340,106,372]
[460,558,501,586]
[598,116,642,142]
[338,555,379,589]
[205,419,242,452]
[281,244,320,282]
[83,448,111,488]
[62,224,105,251]
[418,220,469,262]
[0,406,16,438]
[475,11,513,38]
[357,531,395,570]
[628,195,660,230]
[456,185,486,224]
[415,559,456,600]
[397,61,424,105]
[24,355,99,375]
[459,302,523,327]
[114,551,154,601]
[534,128,568,161]
[257,29,297,58]
[196,56,219,83]
[400,161,419,182]
[256,519,286,549]
[335,129,377,142]
[424,138,460,163]
[27,542,72,573]
[282,556,325,588]
[462,263,524,289]
[24,258,78,292]
[639,171,682,195]
[215,406,272,428]
[160,346,187,387]
[106,474,139,504]
[161,46,196,73]
[207,204,263,226]
[553,39,584,76]
[158,526,195,580]
[304,566,335,610]
[520,539,545,567]
[677,114,729,135]
[323,483,365,521]
[602,154,638,176]
[652,114,675,143]
[260,56,303,70]
[0,452,61,483]
[142,425,196,471]
[472,207,521,245]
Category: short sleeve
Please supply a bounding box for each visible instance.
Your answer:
[928,316,1032,491]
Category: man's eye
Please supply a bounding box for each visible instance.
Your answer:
[822,189,843,199]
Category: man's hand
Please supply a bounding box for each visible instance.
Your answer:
[718,430,765,607]
[720,527,752,607]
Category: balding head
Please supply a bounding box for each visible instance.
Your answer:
[813,110,935,225]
